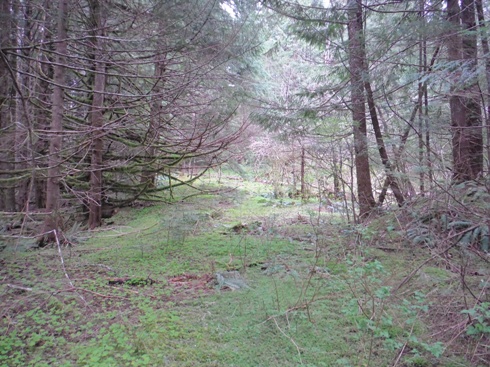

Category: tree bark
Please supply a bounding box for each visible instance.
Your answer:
[447,0,482,182]
[347,0,376,218]
[0,0,16,211]
[418,0,426,195]
[447,0,468,182]
[33,1,54,210]
[461,0,483,178]
[461,0,483,179]
[475,0,490,173]
[41,0,68,243]
[88,0,106,229]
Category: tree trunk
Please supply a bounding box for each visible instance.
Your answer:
[33,1,54,209]
[15,0,35,212]
[461,0,483,178]
[0,0,16,212]
[41,0,68,244]
[379,104,419,204]
[475,0,490,173]
[364,81,405,206]
[88,0,106,229]
[447,0,482,182]
[418,0,426,195]
[461,0,482,179]
[332,147,341,196]
[347,0,375,218]
[300,146,306,200]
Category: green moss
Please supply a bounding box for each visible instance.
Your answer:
[326,261,348,275]
[406,356,431,367]
[0,177,479,367]
[422,266,452,281]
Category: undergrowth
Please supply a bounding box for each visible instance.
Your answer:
[1,176,489,366]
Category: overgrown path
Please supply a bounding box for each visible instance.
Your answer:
[0,178,488,366]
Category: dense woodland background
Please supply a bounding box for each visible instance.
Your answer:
[1,0,490,240]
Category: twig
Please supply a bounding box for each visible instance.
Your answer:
[430,319,467,338]
[392,341,407,367]
[391,318,416,367]
[272,316,303,365]
[52,230,88,307]
[392,226,479,294]
[392,254,437,294]
[6,284,33,292]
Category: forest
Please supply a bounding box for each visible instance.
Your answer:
[1,0,489,366]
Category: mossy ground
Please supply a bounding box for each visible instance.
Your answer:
[0,175,488,366]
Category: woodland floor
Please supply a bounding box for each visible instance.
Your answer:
[0,174,489,367]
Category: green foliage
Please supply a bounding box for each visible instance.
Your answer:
[461,303,490,337]
[75,307,202,367]
[341,261,444,364]
[1,178,483,367]
[407,225,433,246]
[406,356,432,367]
[406,183,490,252]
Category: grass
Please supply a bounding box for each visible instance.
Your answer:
[1,175,489,366]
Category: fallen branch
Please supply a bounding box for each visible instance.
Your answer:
[6,284,34,292]
[272,316,303,365]
[52,229,88,307]
[107,276,155,286]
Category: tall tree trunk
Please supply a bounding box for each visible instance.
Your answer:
[41,0,68,244]
[447,0,469,182]
[461,0,483,178]
[475,0,490,173]
[33,1,54,209]
[15,0,35,212]
[347,0,375,218]
[447,0,482,182]
[88,0,106,229]
[424,48,432,186]
[418,0,426,195]
[0,0,16,212]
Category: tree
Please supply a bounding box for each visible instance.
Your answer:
[347,0,376,217]
[87,0,106,229]
[0,0,16,212]
[0,0,260,242]
[447,0,483,182]
[41,0,68,244]
[461,0,483,179]
[475,0,490,172]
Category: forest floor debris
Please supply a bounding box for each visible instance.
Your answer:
[1,176,488,366]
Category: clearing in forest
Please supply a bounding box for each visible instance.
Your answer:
[0,176,489,367]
